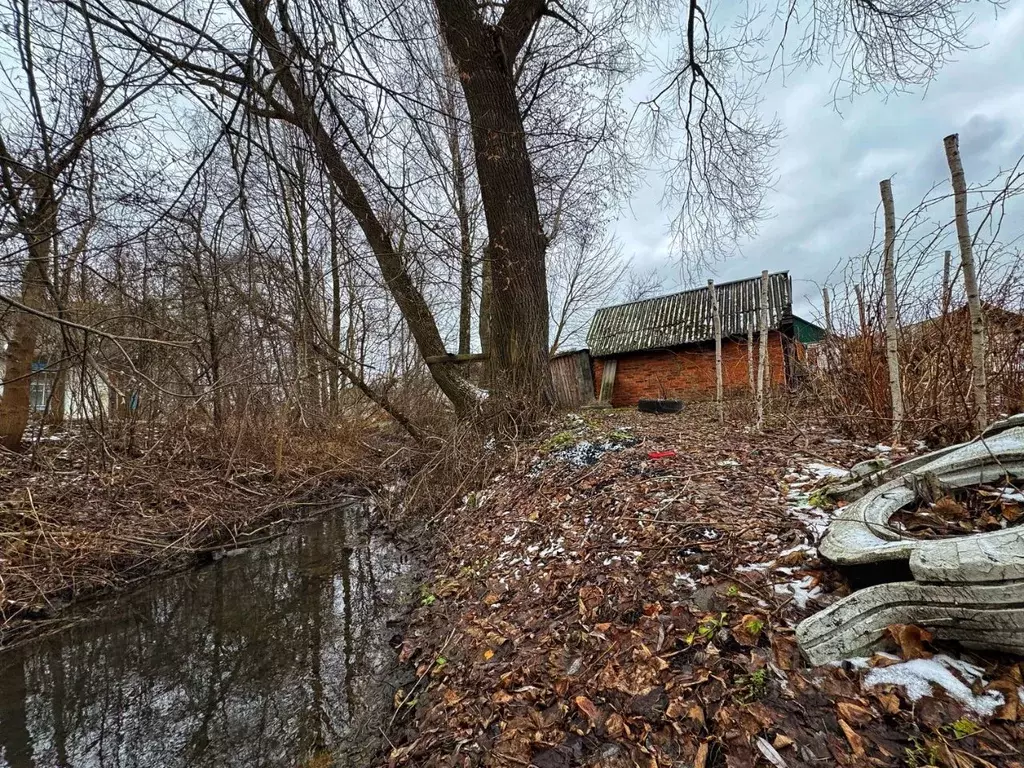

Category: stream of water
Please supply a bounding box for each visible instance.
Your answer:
[0,506,411,768]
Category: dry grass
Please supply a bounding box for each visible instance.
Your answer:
[0,417,410,646]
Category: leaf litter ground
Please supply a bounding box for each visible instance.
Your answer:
[386,409,1024,768]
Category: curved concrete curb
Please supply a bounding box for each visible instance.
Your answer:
[796,416,1024,664]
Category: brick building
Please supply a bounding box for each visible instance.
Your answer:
[586,272,825,407]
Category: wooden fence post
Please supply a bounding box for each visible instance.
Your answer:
[756,270,769,431]
[855,283,868,336]
[822,287,833,335]
[880,178,905,444]
[944,133,988,432]
[747,319,755,396]
[708,279,723,424]
[941,249,952,316]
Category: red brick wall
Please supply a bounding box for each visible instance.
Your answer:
[592,332,788,407]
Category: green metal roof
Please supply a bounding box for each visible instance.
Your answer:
[793,315,827,345]
[587,272,793,357]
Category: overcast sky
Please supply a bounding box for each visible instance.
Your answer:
[611,1,1024,321]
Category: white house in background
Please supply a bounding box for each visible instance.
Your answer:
[0,343,110,421]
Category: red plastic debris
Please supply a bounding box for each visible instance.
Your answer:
[647,450,676,460]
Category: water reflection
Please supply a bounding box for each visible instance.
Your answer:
[0,508,408,768]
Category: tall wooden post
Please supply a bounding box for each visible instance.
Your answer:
[941,249,952,316]
[708,279,723,424]
[822,287,833,335]
[747,319,755,395]
[756,270,769,431]
[880,178,904,443]
[854,283,868,336]
[944,134,988,432]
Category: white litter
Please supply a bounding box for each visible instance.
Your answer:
[863,655,1005,716]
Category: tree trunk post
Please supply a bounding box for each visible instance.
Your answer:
[747,319,755,396]
[941,249,952,317]
[879,178,905,444]
[944,133,988,432]
[822,287,833,335]
[855,283,868,336]
[756,270,769,431]
[708,279,723,424]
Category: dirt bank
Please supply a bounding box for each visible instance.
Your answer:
[385,409,1024,768]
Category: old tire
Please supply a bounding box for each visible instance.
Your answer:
[637,399,683,414]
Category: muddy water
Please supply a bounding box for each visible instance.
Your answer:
[0,507,412,768]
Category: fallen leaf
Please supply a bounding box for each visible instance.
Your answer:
[989,679,1020,721]
[838,719,865,757]
[772,734,794,750]
[574,695,601,724]
[836,701,873,725]
[776,549,807,567]
[442,687,460,705]
[731,613,765,647]
[885,623,933,660]
[693,741,709,768]
[874,692,901,715]
[482,648,494,661]
[605,712,627,738]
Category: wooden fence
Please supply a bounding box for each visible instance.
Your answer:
[550,349,596,409]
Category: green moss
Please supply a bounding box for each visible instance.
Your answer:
[540,430,578,453]
[947,718,981,740]
[736,668,769,702]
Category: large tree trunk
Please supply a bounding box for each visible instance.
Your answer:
[879,178,904,443]
[435,0,553,417]
[944,134,988,432]
[0,227,52,449]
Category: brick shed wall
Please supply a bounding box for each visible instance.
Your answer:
[592,332,788,407]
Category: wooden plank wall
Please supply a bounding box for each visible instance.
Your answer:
[550,350,596,409]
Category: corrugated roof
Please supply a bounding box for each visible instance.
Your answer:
[587,272,793,357]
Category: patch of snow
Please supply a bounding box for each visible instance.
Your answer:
[674,572,697,590]
[863,655,1005,717]
[773,576,822,609]
[873,444,893,453]
[804,462,850,480]
[788,504,832,538]
[736,562,771,573]
[1000,486,1024,503]
[717,460,740,467]
[778,543,816,558]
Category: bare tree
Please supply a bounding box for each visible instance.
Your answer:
[548,236,624,355]
[643,0,989,267]
[0,1,159,448]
